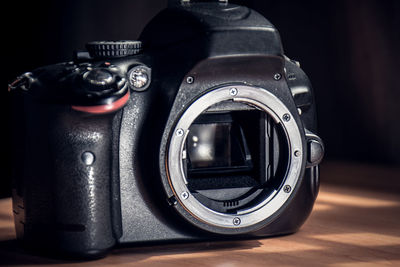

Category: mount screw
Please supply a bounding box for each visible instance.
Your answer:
[274,73,282,80]
[233,217,241,226]
[176,128,184,137]
[181,191,189,199]
[186,76,194,84]
[283,113,291,122]
[283,185,292,193]
[229,87,238,96]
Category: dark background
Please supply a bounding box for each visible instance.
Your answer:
[3,0,399,198]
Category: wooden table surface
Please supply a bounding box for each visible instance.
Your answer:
[1,161,399,266]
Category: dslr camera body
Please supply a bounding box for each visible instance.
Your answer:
[9,0,324,258]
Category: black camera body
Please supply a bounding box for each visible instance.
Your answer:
[9,1,324,258]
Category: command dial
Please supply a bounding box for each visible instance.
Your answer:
[86,40,142,59]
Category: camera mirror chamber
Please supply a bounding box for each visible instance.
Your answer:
[167,85,304,232]
[184,107,289,214]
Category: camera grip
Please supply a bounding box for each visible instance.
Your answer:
[47,111,119,257]
[12,99,121,258]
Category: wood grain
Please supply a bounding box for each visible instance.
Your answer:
[1,161,399,266]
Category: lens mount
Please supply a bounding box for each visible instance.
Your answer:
[166,85,304,232]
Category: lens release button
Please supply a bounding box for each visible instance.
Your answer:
[307,140,324,167]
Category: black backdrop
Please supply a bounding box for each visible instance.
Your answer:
[3,0,399,197]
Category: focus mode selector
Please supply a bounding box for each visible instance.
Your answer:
[86,40,142,59]
[83,68,114,88]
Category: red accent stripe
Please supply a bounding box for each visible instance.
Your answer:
[72,91,130,114]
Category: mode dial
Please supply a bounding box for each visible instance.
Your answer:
[86,40,142,59]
